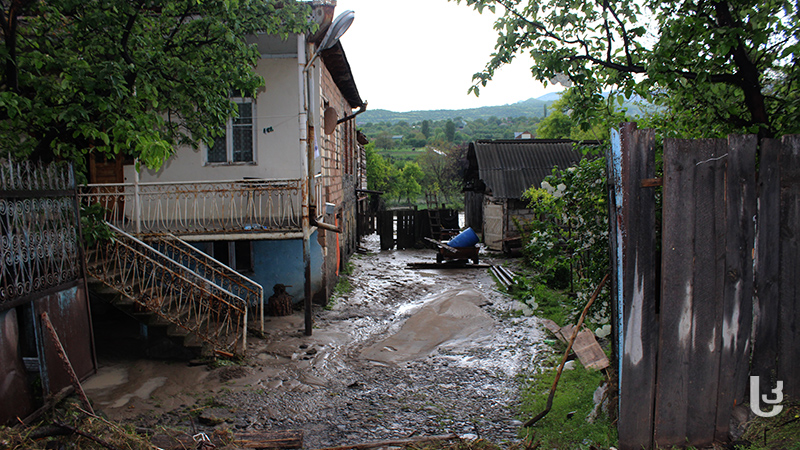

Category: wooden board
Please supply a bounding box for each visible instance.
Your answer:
[406,261,489,269]
[686,138,727,446]
[610,124,658,450]
[778,135,800,399]
[655,138,701,447]
[150,429,303,449]
[715,134,757,441]
[752,139,781,395]
[571,328,610,370]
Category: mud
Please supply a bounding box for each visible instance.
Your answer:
[82,235,545,448]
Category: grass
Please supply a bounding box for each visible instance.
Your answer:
[739,401,800,450]
[518,362,616,449]
[508,280,573,327]
[328,261,355,310]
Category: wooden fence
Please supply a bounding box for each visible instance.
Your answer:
[378,209,460,250]
[608,123,799,449]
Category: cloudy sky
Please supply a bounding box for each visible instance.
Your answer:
[331,0,560,112]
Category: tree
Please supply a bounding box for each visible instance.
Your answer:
[421,120,431,138]
[453,0,800,138]
[444,120,456,142]
[399,162,423,204]
[374,131,395,149]
[0,0,312,171]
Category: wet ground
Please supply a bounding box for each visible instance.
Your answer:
[82,235,545,448]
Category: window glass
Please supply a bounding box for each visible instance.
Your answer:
[207,100,254,164]
[208,133,227,163]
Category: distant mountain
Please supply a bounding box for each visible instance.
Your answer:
[536,92,564,102]
[356,92,653,125]
[357,97,554,124]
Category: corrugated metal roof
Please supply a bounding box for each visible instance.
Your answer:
[471,139,584,199]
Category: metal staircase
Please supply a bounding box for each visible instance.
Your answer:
[86,223,261,357]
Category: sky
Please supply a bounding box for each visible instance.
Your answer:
[331,0,561,113]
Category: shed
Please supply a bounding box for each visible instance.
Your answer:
[463,139,587,252]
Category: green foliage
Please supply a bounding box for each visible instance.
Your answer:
[536,110,574,140]
[444,120,456,142]
[453,0,800,138]
[398,162,424,204]
[519,363,616,449]
[0,0,313,170]
[80,203,115,247]
[518,154,610,325]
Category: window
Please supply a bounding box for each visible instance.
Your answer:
[208,99,255,164]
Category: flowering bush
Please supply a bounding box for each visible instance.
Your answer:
[517,153,610,325]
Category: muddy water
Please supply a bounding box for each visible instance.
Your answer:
[82,235,544,448]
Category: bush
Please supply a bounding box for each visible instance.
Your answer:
[517,153,610,326]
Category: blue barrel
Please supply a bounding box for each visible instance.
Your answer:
[447,227,479,248]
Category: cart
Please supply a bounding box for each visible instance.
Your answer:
[424,237,480,265]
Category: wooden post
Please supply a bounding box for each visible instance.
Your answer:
[609,123,658,450]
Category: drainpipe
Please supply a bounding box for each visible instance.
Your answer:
[134,159,141,234]
[298,34,313,336]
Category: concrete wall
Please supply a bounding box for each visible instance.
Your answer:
[251,233,324,303]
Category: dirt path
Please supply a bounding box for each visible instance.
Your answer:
[83,236,545,448]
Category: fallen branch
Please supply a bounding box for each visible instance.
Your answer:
[53,421,119,450]
[40,312,94,415]
[312,433,461,450]
[523,272,610,428]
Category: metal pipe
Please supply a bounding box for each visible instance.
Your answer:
[134,160,141,234]
[298,34,314,336]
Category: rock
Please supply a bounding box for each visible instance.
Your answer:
[199,407,235,426]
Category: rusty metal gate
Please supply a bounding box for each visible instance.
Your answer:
[0,160,95,425]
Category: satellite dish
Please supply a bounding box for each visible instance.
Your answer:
[318,10,355,51]
[323,107,338,135]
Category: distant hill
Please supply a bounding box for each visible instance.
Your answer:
[356,91,653,125]
[357,97,555,125]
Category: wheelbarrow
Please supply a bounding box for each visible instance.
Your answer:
[424,234,480,265]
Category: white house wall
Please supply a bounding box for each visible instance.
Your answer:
[128,41,304,184]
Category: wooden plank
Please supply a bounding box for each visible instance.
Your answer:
[612,123,658,450]
[150,429,303,449]
[778,135,800,399]
[752,139,781,398]
[572,328,610,370]
[685,139,727,446]
[715,135,757,441]
[378,210,393,250]
[655,138,698,448]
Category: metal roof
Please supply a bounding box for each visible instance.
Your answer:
[469,139,585,199]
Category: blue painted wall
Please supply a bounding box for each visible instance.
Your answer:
[251,232,323,302]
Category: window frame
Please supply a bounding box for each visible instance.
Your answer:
[205,97,257,165]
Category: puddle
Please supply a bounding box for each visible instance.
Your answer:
[83,234,545,448]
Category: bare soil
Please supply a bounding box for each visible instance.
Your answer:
[82,236,545,448]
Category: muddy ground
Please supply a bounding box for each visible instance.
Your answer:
[82,236,546,448]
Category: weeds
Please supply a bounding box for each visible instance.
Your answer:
[740,401,800,450]
[518,362,616,449]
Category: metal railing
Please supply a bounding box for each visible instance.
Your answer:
[79,178,303,236]
[86,223,248,356]
[147,234,265,331]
